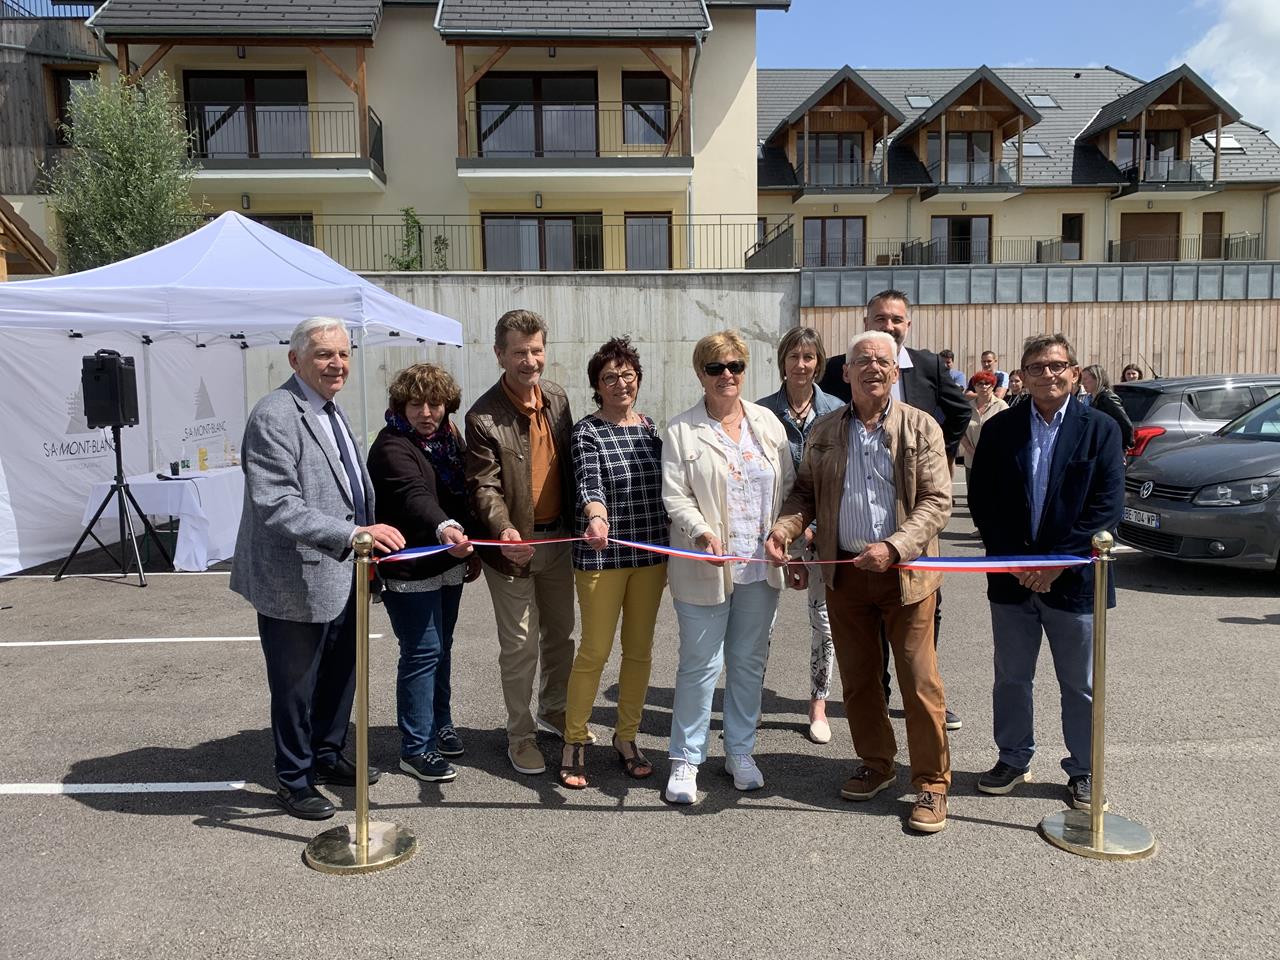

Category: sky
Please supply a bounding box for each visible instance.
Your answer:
[756,0,1280,137]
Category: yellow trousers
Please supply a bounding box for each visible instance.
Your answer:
[564,563,668,744]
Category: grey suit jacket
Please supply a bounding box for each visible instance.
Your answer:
[229,375,374,623]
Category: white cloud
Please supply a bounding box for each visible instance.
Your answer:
[1181,0,1280,137]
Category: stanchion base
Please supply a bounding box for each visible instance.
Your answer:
[1039,809,1156,861]
[303,821,417,875]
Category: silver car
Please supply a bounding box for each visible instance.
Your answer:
[1119,391,1280,570]
[1116,375,1280,459]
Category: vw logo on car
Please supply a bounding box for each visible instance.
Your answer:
[1139,481,1154,499]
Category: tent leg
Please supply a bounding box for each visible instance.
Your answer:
[357,326,370,455]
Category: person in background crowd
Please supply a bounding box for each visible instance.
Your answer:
[758,327,844,745]
[959,370,1008,493]
[560,337,668,789]
[820,290,967,730]
[662,330,795,804]
[1121,363,1143,382]
[767,330,953,834]
[1081,364,1135,450]
[466,309,576,778]
[969,333,1124,812]
[232,317,403,821]
[972,351,1010,400]
[939,349,967,389]
[1006,369,1029,408]
[368,363,481,784]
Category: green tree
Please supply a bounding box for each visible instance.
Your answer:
[44,73,202,272]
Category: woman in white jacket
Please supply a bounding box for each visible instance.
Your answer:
[661,330,795,804]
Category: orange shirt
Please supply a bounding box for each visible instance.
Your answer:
[501,377,562,525]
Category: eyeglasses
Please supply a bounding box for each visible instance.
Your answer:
[703,360,746,376]
[1024,360,1072,377]
[600,370,637,387]
[850,355,893,369]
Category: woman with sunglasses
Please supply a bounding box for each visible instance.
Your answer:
[660,330,795,804]
[558,337,668,790]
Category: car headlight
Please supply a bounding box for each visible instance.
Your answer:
[1192,476,1280,506]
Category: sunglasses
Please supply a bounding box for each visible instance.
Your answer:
[703,360,746,376]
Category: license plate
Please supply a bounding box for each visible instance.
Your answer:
[1124,506,1160,529]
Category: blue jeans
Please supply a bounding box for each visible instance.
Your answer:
[669,580,780,766]
[382,584,463,758]
[990,596,1093,778]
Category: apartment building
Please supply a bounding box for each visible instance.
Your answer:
[756,63,1280,268]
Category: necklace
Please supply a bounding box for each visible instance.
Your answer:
[786,392,813,421]
[705,399,742,426]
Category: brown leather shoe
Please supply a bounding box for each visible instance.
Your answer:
[839,765,896,800]
[908,790,948,833]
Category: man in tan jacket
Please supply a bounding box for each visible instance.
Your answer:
[766,330,953,833]
[466,309,576,776]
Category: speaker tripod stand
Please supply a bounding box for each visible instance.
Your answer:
[54,424,173,587]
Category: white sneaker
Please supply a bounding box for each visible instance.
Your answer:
[665,759,699,804]
[725,754,764,791]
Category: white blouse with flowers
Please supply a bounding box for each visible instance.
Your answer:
[711,418,776,585]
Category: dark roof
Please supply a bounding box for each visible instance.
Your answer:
[707,1,790,6]
[435,0,711,38]
[1076,63,1241,142]
[762,65,904,144]
[90,0,382,38]
[757,66,1280,188]
[893,65,1042,143]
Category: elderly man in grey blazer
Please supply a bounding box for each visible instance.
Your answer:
[231,317,405,820]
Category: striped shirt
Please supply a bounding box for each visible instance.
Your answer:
[1029,395,1070,539]
[571,413,667,570]
[838,400,896,552]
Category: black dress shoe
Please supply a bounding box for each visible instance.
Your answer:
[313,755,381,786]
[276,786,335,821]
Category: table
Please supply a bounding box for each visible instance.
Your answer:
[82,467,244,571]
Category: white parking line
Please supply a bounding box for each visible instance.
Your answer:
[0,781,251,795]
[0,634,384,648]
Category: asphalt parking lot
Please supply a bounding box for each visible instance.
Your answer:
[1,504,1277,960]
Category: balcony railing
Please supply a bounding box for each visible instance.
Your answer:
[465,101,686,159]
[183,101,384,170]
[926,160,1018,186]
[0,1,97,16]
[1107,232,1262,263]
[1119,157,1214,185]
[798,236,1068,268]
[792,162,883,189]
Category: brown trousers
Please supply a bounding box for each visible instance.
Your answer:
[826,564,951,794]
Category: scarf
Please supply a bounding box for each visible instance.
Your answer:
[385,409,466,501]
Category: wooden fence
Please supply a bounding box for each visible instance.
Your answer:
[802,300,1280,381]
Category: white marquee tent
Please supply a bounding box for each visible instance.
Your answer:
[0,212,463,574]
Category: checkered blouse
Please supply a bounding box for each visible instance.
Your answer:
[571,413,668,570]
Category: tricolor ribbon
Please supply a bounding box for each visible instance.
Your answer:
[377,537,1091,572]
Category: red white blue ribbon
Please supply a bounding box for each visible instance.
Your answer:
[378,537,1091,572]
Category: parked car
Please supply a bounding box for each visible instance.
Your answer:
[1118,391,1280,570]
[1116,375,1280,459]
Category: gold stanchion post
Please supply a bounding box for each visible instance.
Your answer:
[304,532,417,874]
[1039,531,1156,860]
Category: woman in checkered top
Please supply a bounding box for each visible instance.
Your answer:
[559,337,668,789]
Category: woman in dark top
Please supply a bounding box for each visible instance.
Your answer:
[559,337,668,789]
[367,363,480,784]
[1081,364,1135,450]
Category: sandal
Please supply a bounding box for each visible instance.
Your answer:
[557,743,588,789]
[612,736,653,780]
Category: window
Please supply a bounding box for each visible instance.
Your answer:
[49,68,97,144]
[1116,129,1179,176]
[482,214,603,271]
[757,217,768,244]
[906,94,933,109]
[184,71,309,158]
[1005,140,1047,158]
[1202,132,1244,154]
[1203,211,1224,259]
[804,133,865,185]
[252,214,315,246]
[1187,386,1258,422]
[475,72,598,158]
[625,214,671,269]
[802,217,865,267]
[621,73,669,146]
[929,131,993,183]
[931,216,991,264]
[1027,94,1060,109]
[1061,213,1084,261]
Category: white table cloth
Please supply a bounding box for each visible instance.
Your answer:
[82,467,244,571]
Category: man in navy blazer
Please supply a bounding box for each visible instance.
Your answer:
[968,332,1124,811]
[231,317,405,820]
